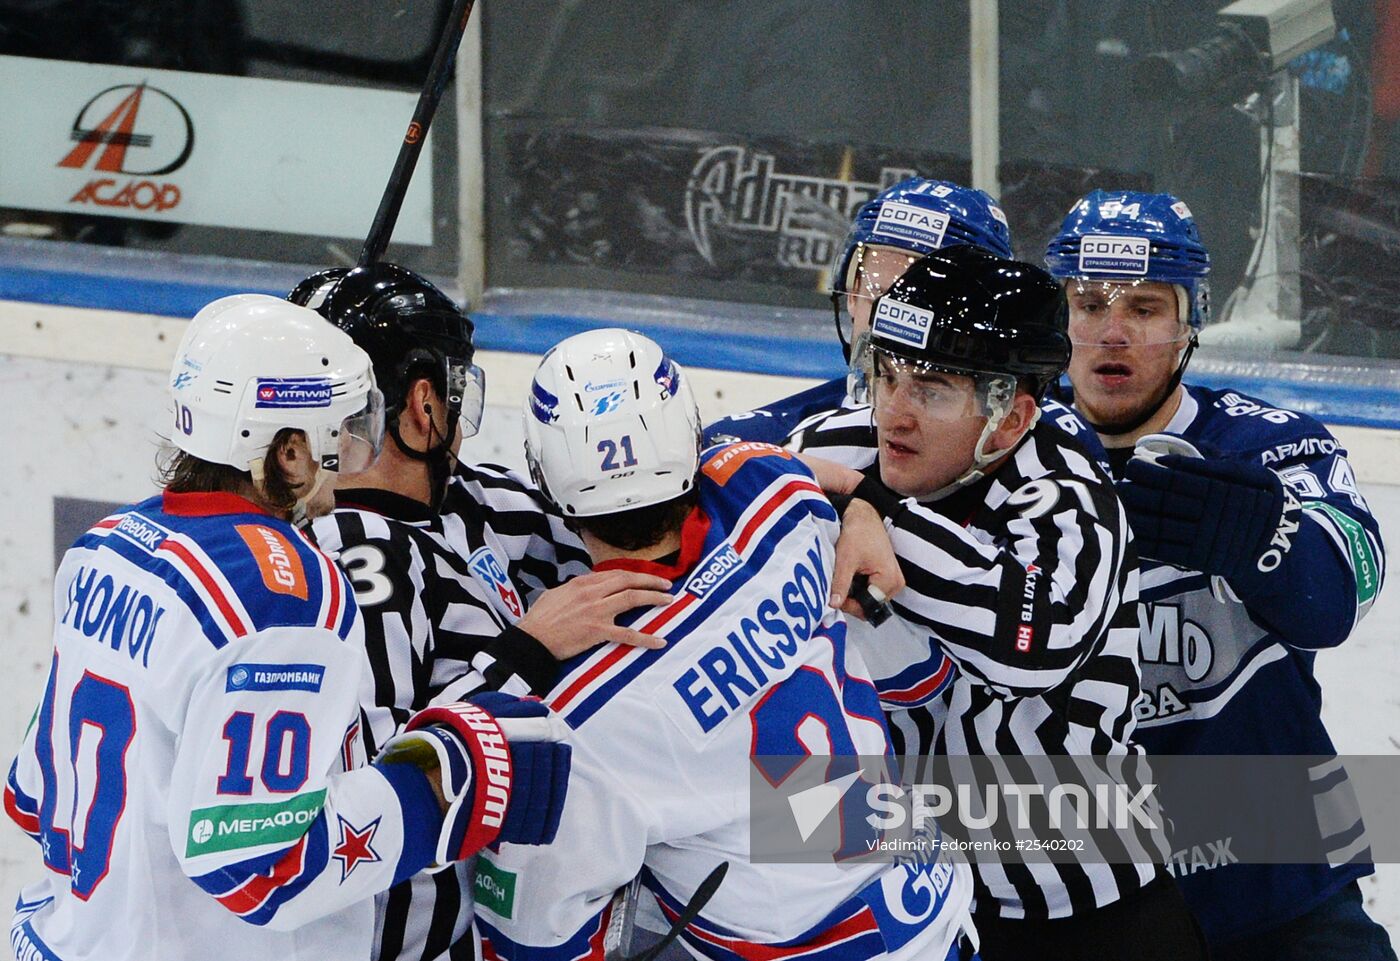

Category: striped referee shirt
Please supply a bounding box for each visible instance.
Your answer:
[789,404,1160,921]
[311,463,591,961]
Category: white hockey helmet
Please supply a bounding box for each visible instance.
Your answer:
[169,294,384,475]
[523,328,701,517]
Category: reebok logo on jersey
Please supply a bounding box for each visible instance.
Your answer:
[236,524,308,600]
[1078,235,1150,275]
[226,662,325,693]
[872,298,934,350]
[253,378,333,409]
[112,512,170,552]
[684,543,743,599]
[872,201,950,249]
[702,441,790,486]
[186,791,326,857]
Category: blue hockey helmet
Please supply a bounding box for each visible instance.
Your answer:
[832,177,1012,367]
[1044,190,1211,330]
[833,177,1013,299]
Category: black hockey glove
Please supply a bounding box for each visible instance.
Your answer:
[1118,452,1301,592]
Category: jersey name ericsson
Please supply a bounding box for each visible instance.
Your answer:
[671,539,830,733]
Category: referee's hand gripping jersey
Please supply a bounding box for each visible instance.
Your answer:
[475,329,977,961]
[292,264,667,961]
[789,246,1209,960]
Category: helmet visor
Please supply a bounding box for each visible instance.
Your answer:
[1063,278,1191,348]
[333,387,385,474]
[449,361,487,439]
[863,350,1005,423]
[833,245,922,349]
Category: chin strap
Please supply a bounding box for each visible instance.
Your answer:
[1081,333,1198,439]
[290,469,333,527]
[845,331,873,404]
[924,376,1037,501]
[389,410,460,512]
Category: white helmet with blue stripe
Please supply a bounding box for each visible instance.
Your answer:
[523,328,701,517]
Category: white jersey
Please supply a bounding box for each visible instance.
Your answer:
[472,445,973,961]
[7,492,445,961]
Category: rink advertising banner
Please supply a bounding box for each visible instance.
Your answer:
[0,55,433,243]
[750,754,1400,869]
[494,122,1147,294]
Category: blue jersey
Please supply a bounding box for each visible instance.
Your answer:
[703,377,848,447]
[1052,384,1386,943]
[473,444,973,961]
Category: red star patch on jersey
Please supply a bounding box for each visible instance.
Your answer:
[333,815,382,883]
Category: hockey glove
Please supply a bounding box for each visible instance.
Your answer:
[379,692,571,863]
[1119,447,1301,592]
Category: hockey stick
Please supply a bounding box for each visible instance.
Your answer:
[358,0,478,266]
[604,862,729,961]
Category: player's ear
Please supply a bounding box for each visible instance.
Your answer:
[272,430,315,487]
[402,377,437,439]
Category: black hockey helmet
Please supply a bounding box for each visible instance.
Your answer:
[867,244,1070,399]
[289,262,484,438]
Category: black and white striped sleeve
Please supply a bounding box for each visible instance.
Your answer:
[448,464,592,601]
[865,473,1132,699]
[313,509,558,757]
[785,402,878,468]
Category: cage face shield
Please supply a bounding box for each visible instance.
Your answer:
[1063,278,1194,349]
[864,350,1012,426]
[329,387,386,474]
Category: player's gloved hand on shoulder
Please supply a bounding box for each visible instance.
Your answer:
[1117,435,1300,592]
[378,692,571,862]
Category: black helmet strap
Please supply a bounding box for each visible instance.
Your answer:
[1078,333,1198,437]
[386,351,461,512]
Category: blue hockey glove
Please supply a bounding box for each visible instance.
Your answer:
[1118,451,1301,589]
[379,692,571,862]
